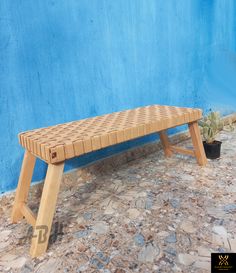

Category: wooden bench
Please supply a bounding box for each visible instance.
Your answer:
[11,105,207,257]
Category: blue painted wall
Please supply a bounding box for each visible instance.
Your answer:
[1,0,236,193]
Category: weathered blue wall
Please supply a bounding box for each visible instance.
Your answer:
[1,1,236,193]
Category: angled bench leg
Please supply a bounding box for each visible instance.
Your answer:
[11,151,36,223]
[188,121,207,166]
[159,130,173,157]
[30,162,65,258]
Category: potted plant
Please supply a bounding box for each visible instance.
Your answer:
[199,112,224,159]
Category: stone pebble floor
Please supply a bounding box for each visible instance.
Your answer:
[0,126,236,273]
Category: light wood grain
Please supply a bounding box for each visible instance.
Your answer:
[30,162,65,258]
[21,204,36,227]
[11,151,36,223]
[189,121,207,166]
[170,145,195,156]
[159,130,173,157]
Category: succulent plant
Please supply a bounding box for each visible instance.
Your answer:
[224,118,235,132]
[199,112,224,144]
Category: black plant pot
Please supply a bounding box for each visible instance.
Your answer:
[203,140,222,159]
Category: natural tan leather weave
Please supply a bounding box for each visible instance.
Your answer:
[19,105,202,163]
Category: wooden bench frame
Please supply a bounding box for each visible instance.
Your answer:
[11,105,207,257]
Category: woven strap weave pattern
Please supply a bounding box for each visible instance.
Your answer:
[19,105,202,163]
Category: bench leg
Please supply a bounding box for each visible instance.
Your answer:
[30,162,65,258]
[188,121,207,166]
[159,130,173,157]
[11,151,36,223]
